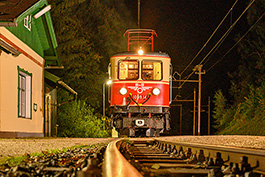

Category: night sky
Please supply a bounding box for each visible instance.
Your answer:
[124,0,250,135]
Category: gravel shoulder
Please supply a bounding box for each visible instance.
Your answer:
[0,138,115,160]
[155,135,265,150]
[0,135,264,160]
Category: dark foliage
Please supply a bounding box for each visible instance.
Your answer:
[213,0,265,135]
[49,0,136,137]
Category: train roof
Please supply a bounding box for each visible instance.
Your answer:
[111,51,170,58]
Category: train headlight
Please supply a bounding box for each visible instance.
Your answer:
[138,48,144,55]
[119,87,127,95]
[136,119,144,126]
[106,80,112,85]
[152,88,160,96]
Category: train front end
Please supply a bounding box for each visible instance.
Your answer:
[108,52,172,136]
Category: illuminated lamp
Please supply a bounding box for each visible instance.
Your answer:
[119,87,127,95]
[106,80,112,85]
[152,88,160,96]
[138,48,144,55]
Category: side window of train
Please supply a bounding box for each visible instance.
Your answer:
[142,60,162,80]
[118,60,139,80]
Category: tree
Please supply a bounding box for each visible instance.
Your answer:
[75,0,135,69]
[50,0,136,109]
[231,0,265,102]
[213,90,233,133]
[49,0,136,137]
[213,0,265,135]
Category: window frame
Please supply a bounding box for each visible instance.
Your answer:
[18,66,32,119]
[24,15,32,31]
[141,60,163,81]
[118,59,139,80]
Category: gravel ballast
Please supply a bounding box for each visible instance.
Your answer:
[0,138,114,160]
[0,136,264,160]
[156,135,265,150]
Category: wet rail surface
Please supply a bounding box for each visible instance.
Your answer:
[103,139,265,177]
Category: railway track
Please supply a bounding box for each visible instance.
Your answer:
[103,139,265,177]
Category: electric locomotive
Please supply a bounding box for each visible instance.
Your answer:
[108,29,172,136]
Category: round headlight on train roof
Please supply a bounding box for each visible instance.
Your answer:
[119,87,127,95]
[152,88,161,96]
[138,48,144,55]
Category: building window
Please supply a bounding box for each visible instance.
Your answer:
[18,67,32,118]
[24,15,32,31]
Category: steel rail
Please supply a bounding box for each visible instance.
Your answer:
[155,140,265,173]
[103,139,265,176]
[103,139,143,177]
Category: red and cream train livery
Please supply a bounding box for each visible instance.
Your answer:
[108,29,172,136]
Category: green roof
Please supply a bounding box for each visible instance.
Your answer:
[44,70,60,83]
[0,0,61,67]
[44,71,77,96]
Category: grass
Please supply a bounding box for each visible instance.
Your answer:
[0,143,104,168]
[122,139,132,144]
[0,156,26,167]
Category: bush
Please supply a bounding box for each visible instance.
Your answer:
[213,84,265,136]
[57,100,109,137]
[213,90,233,132]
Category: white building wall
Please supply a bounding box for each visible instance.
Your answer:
[0,27,44,136]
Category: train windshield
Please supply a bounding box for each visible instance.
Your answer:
[119,60,139,80]
[142,60,162,80]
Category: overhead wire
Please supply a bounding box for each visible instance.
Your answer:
[206,10,265,72]
[176,0,256,89]
[177,70,196,88]
[180,0,239,76]
[184,91,195,100]
[199,0,256,66]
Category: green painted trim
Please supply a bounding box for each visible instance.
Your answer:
[15,0,48,24]
[42,12,60,66]
[7,0,60,66]
[17,66,33,119]
[44,70,60,83]
[43,12,58,49]
[17,66,33,77]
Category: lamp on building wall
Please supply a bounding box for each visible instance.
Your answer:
[33,5,51,19]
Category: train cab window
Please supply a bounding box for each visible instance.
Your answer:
[119,60,139,80]
[142,61,162,80]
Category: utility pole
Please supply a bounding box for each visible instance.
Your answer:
[180,104,182,135]
[138,0,140,29]
[193,88,196,135]
[208,96,211,135]
[194,65,205,135]
[103,83,106,117]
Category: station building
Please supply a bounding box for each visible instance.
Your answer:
[0,0,76,137]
